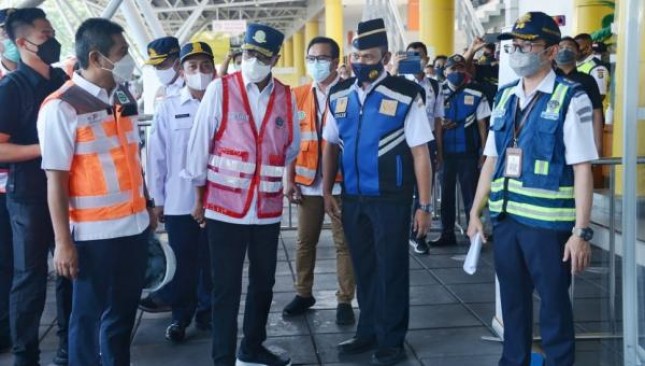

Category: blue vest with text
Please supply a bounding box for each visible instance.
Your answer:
[442,83,485,155]
[488,76,582,231]
[328,76,422,201]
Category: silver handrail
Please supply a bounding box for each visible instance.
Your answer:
[589,156,645,335]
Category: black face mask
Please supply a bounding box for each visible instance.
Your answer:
[27,37,61,65]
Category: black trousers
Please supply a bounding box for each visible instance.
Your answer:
[6,197,72,366]
[207,220,281,365]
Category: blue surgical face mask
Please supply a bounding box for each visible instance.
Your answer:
[2,39,20,64]
[446,71,465,86]
[351,60,384,84]
[306,59,332,83]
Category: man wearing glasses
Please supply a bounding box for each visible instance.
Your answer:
[282,36,356,325]
[183,23,299,366]
[468,12,597,366]
[322,18,433,365]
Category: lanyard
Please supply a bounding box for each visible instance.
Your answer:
[312,87,326,137]
[512,92,541,147]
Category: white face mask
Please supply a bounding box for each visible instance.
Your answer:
[241,57,272,83]
[306,60,332,84]
[102,54,136,85]
[155,66,177,85]
[185,72,213,91]
[509,48,549,78]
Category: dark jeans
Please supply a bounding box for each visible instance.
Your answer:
[0,194,12,347]
[68,230,148,366]
[410,140,438,239]
[494,217,574,366]
[161,215,211,324]
[342,198,411,348]
[207,220,280,365]
[440,155,479,236]
[6,197,72,366]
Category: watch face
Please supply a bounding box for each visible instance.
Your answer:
[580,228,594,241]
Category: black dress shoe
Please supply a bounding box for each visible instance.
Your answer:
[337,336,376,355]
[165,321,187,342]
[430,235,457,247]
[282,295,315,316]
[371,347,406,365]
[335,303,355,325]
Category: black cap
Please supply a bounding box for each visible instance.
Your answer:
[352,18,388,50]
[498,12,561,45]
[180,42,214,63]
[146,36,180,65]
[445,54,466,69]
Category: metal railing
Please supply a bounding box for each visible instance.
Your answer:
[457,0,485,45]
[589,156,645,336]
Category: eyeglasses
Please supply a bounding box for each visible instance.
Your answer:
[305,55,333,63]
[503,42,547,54]
[242,49,273,65]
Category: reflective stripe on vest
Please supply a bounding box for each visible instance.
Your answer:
[488,199,576,222]
[490,178,573,200]
[204,72,293,219]
[293,83,342,186]
[42,81,146,223]
[488,78,576,230]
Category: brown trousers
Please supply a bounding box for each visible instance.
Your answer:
[295,195,355,304]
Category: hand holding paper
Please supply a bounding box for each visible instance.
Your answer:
[463,233,483,275]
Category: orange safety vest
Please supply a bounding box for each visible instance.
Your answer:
[42,80,146,224]
[293,83,341,186]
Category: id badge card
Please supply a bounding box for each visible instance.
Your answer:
[504,148,523,178]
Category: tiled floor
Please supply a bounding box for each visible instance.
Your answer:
[0,223,625,365]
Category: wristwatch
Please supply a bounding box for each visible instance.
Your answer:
[572,227,594,241]
[418,203,433,213]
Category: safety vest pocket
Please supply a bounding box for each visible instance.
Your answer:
[69,153,109,196]
[534,121,558,160]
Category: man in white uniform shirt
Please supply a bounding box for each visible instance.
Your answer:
[147,41,215,342]
[183,23,299,366]
[322,18,433,365]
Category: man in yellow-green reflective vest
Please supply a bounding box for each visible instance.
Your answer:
[468,12,597,366]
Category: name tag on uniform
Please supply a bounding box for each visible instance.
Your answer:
[175,113,190,119]
[379,99,398,116]
[504,148,523,178]
[335,97,348,114]
[464,95,475,106]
